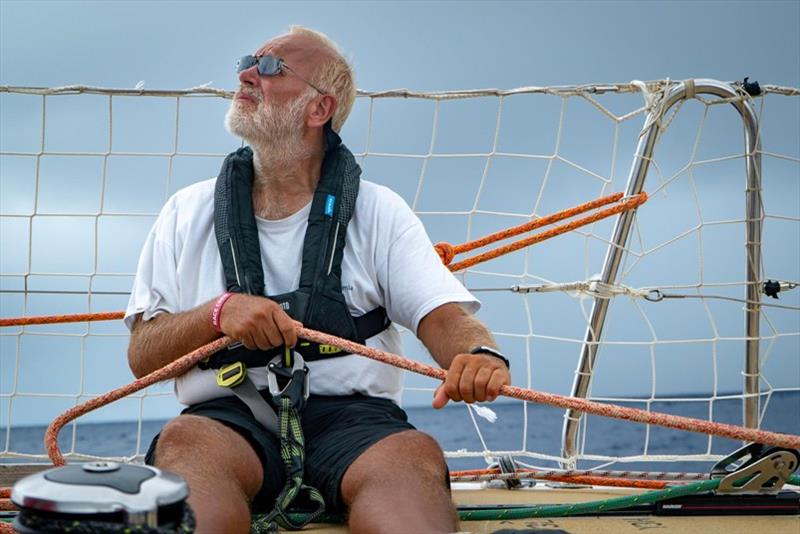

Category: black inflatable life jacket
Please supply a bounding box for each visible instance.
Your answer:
[202,124,390,370]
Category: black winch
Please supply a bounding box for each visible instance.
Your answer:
[11,461,193,533]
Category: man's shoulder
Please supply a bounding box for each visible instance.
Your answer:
[351,180,422,244]
[357,180,410,212]
[152,178,216,236]
[167,178,216,209]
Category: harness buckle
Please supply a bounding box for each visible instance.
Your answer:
[216,361,247,388]
[267,348,310,411]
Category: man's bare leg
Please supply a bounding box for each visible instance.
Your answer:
[153,415,264,534]
[341,430,458,534]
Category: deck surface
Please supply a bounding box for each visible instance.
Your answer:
[306,485,800,534]
[3,466,798,533]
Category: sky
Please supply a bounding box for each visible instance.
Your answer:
[0,0,798,437]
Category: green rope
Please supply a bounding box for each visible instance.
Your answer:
[261,474,800,525]
[5,475,797,529]
[251,398,325,532]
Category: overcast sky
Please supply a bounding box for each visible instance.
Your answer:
[1,1,798,432]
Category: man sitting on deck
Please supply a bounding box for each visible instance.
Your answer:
[125,25,510,534]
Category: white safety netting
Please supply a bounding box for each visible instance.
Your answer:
[0,81,798,471]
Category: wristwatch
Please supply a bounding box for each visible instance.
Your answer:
[469,346,510,369]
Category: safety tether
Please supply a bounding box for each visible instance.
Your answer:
[253,396,325,531]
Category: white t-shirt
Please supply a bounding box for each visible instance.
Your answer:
[125,178,478,406]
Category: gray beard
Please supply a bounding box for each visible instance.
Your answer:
[224,90,316,167]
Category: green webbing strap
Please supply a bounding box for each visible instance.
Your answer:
[252,397,326,532]
[262,473,800,526]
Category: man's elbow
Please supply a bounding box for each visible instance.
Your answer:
[127,315,148,378]
[418,302,469,336]
[127,340,147,378]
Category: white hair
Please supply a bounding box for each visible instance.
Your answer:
[289,25,356,132]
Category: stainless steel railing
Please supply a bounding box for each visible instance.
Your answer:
[561,79,763,467]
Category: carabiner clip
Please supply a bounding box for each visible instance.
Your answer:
[267,348,310,409]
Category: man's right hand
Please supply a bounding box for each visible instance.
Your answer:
[218,294,298,351]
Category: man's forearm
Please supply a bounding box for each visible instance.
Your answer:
[417,302,497,369]
[127,300,219,378]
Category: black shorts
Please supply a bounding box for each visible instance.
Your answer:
[145,392,416,512]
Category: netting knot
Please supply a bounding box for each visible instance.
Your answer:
[434,242,456,266]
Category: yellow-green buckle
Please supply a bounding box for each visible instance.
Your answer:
[217,361,247,388]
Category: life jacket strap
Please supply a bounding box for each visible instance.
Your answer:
[353,305,392,341]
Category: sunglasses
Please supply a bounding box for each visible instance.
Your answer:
[236,54,326,95]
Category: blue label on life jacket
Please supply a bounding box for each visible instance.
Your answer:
[324,194,335,217]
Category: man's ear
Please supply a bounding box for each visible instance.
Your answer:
[307,94,337,128]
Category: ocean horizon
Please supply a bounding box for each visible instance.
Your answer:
[3,391,798,474]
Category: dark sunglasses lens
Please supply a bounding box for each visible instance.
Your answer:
[236,55,258,73]
[256,55,281,76]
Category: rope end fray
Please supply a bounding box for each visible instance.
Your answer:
[470,404,498,423]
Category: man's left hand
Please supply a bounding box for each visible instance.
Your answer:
[432,353,510,409]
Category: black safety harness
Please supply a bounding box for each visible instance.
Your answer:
[204,123,390,368]
[203,124,390,530]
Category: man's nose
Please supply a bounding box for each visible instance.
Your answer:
[239,65,259,86]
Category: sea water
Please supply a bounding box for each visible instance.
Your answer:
[2,391,798,474]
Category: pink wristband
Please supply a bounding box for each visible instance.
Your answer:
[211,292,234,333]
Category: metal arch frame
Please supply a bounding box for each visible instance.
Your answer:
[561,79,763,468]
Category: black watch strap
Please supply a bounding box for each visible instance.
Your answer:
[469,346,510,369]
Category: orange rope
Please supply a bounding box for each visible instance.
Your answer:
[2,286,798,455]
[0,183,784,498]
[530,475,666,490]
[34,325,800,468]
[449,468,671,489]
[0,193,647,329]
[450,467,707,482]
[0,318,797,503]
[436,192,648,272]
[298,327,800,450]
[44,336,232,466]
[0,311,124,327]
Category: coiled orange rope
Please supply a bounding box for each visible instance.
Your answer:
[435,192,648,272]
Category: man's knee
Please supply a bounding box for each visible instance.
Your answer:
[389,430,448,478]
[153,414,263,499]
[342,430,455,531]
[343,430,448,499]
[154,415,214,460]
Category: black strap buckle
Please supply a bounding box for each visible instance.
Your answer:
[267,348,310,411]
